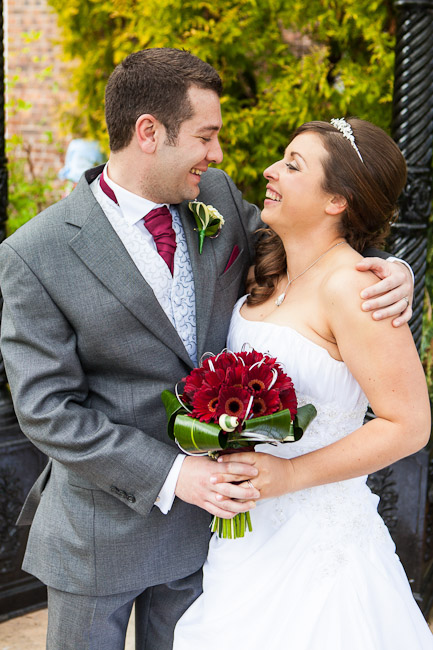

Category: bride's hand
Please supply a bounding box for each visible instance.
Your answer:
[212,452,295,500]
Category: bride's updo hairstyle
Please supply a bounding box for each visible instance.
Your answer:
[248,118,407,306]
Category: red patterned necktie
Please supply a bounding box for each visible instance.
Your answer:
[99,171,176,274]
[143,207,177,275]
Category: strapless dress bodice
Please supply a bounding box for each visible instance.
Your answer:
[228,295,369,458]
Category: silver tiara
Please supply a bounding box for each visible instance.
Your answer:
[330,118,364,163]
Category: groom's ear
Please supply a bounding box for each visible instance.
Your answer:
[135,114,161,154]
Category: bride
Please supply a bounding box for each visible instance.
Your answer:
[173,118,433,649]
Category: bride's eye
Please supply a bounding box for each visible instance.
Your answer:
[285,162,299,171]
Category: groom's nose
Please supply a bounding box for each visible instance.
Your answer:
[207,137,223,165]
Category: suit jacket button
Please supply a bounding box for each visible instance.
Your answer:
[110,485,119,494]
[127,494,136,503]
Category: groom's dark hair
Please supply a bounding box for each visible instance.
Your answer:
[105,48,223,151]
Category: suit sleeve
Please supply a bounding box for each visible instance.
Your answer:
[362,247,388,259]
[0,242,178,517]
[362,247,414,283]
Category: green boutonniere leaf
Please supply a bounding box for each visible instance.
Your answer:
[188,201,225,253]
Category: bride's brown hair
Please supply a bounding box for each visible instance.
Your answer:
[248,118,407,306]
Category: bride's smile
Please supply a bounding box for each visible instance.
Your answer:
[261,132,343,243]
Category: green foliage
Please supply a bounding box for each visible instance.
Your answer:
[7,136,63,236]
[48,0,396,204]
[6,30,64,234]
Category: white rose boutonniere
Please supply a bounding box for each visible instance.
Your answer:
[188,201,225,254]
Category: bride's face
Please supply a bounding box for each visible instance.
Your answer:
[261,132,335,237]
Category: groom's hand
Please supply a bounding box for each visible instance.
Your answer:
[356,257,413,327]
[175,456,260,518]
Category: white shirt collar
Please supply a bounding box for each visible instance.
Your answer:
[103,163,170,226]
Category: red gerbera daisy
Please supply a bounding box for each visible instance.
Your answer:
[246,363,275,393]
[215,386,251,422]
[272,365,294,392]
[191,386,222,422]
[224,364,248,389]
[182,367,207,403]
[237,349,266,368]
[201,368,226,389]
[250,389,280,417]
[279,388,298,419]
[202,351,239,374]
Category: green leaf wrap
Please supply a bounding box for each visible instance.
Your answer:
[243,408,293,440]
[161,389,186,441]
[292,404,317,440]
[173,413,226,452]
[162,391,317,452]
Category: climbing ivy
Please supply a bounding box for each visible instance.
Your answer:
[48,0,397,204]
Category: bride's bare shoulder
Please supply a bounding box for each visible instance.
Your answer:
[321,250,379,310]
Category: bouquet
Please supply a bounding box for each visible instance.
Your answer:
[162,348,316,538]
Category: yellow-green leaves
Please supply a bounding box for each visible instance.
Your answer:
[47,0,397,206]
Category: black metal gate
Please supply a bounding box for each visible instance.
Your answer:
[0,0,47,620]
[367,0,433,616]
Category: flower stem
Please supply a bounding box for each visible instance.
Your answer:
[199,230,205,254]
[210,512,253,539]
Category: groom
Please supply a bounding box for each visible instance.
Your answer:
[0,48,413,649]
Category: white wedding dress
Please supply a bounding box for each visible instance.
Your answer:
[173,297,433,649]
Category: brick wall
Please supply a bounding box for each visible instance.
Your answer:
[6,0,72,178]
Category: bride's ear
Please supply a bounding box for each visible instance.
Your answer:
[325,195,347,216]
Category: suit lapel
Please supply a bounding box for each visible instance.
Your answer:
[67,182,194,368]
[178,201,217,361]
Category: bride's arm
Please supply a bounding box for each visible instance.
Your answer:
[212,267,430,500]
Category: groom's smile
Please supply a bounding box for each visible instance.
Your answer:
[148,86,223,204]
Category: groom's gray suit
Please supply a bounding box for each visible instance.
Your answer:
[0,165,261,641]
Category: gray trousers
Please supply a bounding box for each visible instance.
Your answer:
[46,568,203,650]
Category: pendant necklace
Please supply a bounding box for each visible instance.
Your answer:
[275,241,346,307]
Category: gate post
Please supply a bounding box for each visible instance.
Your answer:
[368,0,433,615]
[0,0,47,620]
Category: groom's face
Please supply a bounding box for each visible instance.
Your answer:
[147,86,224,204]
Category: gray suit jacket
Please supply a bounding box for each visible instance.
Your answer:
[0,166,261,596]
